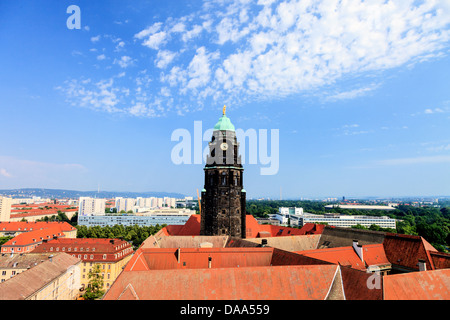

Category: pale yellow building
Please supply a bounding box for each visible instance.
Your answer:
[31,238,133,291]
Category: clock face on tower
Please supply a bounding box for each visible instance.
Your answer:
[220,142,228,151]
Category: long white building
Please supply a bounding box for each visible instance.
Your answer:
[299,213,396,229]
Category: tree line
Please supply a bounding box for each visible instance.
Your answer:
[75,224,166,249]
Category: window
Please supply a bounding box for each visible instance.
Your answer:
[103,254,107,260]
[221,172,227,185]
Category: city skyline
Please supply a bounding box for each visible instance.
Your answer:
[1,0,450,199]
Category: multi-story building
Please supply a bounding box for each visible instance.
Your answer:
[115,197,135,213]
[299,213,396,229]
[0,252,81,300]
[276,207,305,226]
[78,197,105,216]
[0,196,12,222]
[77,210,193,227]
[31,238,133,291]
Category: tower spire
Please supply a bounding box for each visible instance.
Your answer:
[223,105,226,115]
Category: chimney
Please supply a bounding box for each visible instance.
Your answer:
[208,256,212,269]
[418,259,427,271]
[177,247,181,263]
[352,240,364,262]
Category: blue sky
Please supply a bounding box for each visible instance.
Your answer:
[0,0,449,199]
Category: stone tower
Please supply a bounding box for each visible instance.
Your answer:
[200,106,246,238]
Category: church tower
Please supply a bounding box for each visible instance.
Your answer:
[200,106,246,238]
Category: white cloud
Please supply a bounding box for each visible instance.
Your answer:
[186,47,214,90]
[91,35,101,43]
[115,41,125,52]
[182,25,204,42]
[425,107,445,114]
[114,56,134,68]
[60,0,450,118]
[155,50,177,69]
[326,84,380,101]
[97,54,106,61]
[134,22,162,39]
[0,168,12,178]
[142,31,168,50]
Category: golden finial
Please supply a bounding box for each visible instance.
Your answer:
[223,105,227,115]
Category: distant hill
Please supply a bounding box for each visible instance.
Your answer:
[0,188,186,199]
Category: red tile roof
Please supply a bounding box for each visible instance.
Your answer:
[0,221,76,233]
[383,233,438,271]
[295,244,391,271]
[126,247,274,271]
[383,269,450,300]
[31,238,133,262]
[339,266,383,300]
[2,226,66,247]
[429,251,450,270]
[104,264,341,300]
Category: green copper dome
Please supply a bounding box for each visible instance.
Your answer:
[213,114,235,131]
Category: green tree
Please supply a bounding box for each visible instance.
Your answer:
[83,264,105,300]
[0,236,13,246]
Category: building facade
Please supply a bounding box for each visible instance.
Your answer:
[115,197,136,213]
[31,238,133,291]
[77,212,193,227]
[0,253,81,300]
[78,197,106,216]
[0,196,12,222]
[200,107,246,238]
[300,213,396,229]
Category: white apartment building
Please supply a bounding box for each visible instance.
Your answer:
[0,196,12,222]
[78,197,106,216]
[275,207,304,226]
[115,197,136,213]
